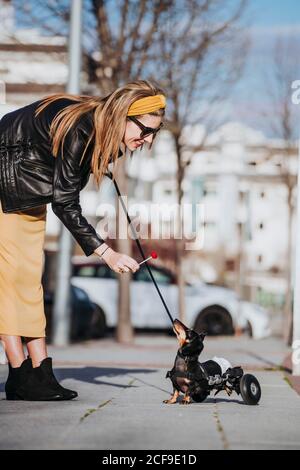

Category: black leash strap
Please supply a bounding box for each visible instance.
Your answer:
[104,171,175,325]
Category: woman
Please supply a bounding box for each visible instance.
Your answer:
[0,79,166,401]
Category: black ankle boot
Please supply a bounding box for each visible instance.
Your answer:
[5,357,77,401]
[5,358,32,400]
[34,357,78,400]
[7,356,66,401]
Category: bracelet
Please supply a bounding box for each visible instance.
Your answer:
[99,246,110,258]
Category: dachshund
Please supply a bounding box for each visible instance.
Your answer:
[164,319,240,405]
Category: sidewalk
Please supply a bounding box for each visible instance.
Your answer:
[0,334,299,450]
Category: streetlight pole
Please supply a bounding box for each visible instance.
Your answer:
[52,0,82,346]
[292,138,300,375]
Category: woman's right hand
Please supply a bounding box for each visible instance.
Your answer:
[99,247,140,274]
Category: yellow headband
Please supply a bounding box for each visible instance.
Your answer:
[127,94,166,116]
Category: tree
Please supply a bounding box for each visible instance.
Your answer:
[257,37,300,344]
[146,0,249,323]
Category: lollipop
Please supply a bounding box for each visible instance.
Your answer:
[139,251,158,265]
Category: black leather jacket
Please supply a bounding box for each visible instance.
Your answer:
[0,97,121,256]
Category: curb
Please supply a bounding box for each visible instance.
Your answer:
[282,353,300,396]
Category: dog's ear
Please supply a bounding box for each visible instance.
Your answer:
[198,331,207,341]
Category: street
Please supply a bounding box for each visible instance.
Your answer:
[0,335,299,450]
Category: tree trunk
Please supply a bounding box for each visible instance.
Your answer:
[175,237,186,324]
[115,159,134,344]
[175,139,186,324]
[284,186,294,345]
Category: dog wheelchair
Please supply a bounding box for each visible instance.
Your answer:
[188,362,261,405]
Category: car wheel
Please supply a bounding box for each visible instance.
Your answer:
[194,306,234,336]
[88,304,107,339]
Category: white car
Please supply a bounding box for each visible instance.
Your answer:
[71,256,271,339]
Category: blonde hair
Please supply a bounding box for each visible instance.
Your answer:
[35,79,166,188]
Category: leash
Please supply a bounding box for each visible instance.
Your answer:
[104,170,175,326]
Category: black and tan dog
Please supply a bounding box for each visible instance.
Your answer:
[164,319,236,405]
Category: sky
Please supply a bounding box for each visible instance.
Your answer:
[226,0,300,137]
[250,0,300,27]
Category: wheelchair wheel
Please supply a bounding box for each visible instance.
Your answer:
[240,374,261,405]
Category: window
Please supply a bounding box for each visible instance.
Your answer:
[96,264,117,279]
[203,184,217,197]
[133,267,173,284]
[73,265,96,277]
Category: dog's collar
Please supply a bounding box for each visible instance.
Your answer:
[177,349,185,359]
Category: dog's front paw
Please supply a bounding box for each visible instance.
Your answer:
[180,397,191,405]
[163,390,179,404]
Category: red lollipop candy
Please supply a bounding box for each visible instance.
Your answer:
[139,251,159,265]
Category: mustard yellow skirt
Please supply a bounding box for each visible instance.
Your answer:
[0,201,47,337]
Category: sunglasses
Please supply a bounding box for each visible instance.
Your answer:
[128,116,164,139]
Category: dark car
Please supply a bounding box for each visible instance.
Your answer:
[44,284,107,342]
